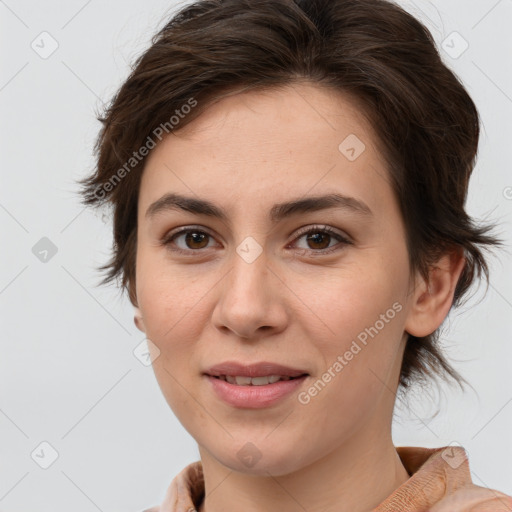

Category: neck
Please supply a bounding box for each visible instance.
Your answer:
[197,428,410,512]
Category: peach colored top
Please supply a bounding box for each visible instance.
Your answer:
[144,445,512,512]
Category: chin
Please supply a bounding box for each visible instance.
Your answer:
[207,442,309,477]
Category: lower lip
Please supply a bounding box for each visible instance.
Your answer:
[205,375,308,409]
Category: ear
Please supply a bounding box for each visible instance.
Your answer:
[404,249,466,337]
[128,277,145,333]
[134,307,146,333]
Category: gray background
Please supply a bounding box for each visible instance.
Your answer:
[1,0,511,510]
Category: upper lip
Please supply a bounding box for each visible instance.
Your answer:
[205,361,309,378]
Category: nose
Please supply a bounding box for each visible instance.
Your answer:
[211,248,288,340]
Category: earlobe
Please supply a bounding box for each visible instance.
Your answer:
[134,307,146,333]
[404,249,466,338]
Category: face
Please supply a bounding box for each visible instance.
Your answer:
[134,83,417,476]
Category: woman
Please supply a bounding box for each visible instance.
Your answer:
[78,0,512,510]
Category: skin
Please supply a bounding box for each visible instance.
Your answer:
[133,82,465,512]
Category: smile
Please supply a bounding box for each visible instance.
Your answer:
[214,375,299,385]
[206,374,309,408]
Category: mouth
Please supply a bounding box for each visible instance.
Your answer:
[210,374,308,386]
[205,360,309,380]
[205,373,309,408]
[204,361,310,407]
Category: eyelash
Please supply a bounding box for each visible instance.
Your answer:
[160,224,352,257]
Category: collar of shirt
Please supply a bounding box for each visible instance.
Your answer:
[144,445,510,512]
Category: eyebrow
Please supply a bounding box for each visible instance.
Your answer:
[145,192,373,223]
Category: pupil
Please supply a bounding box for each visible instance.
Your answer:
[308,233,329,249]
[187,232,208,249]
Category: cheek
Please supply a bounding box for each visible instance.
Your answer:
[136,246,212,338]
[135,255,210,411]
[294,288,406,450]
[295,266,408,405]
[138,271,209,426]
[301,261,407,349]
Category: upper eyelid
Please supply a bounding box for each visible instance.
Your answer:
[293,224,349,238]
[164,223,348,238]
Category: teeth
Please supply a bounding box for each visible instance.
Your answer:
[235,376,252,385]
[219,375,293,385]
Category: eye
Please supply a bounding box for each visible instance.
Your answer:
[161,226,217,255]
[161,224,352,256]
[289,225,352,255]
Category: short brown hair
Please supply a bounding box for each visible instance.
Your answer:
[78,0,500,394]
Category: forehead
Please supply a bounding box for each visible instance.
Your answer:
[139,82,393,219]
[167,82,375,152]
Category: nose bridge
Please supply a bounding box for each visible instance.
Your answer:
[227,238,270,303]
[212,238,285,338]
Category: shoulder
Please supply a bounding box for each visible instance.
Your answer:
[427,483,512,512]
[394,445,512,511]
